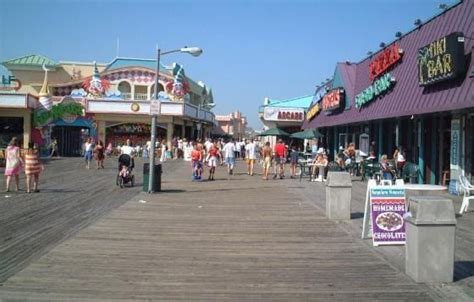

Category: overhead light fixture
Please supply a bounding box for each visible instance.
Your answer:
[395,32,402,38]
[367,51,373,56]
[414,19,422,27]
[379,42,386,48]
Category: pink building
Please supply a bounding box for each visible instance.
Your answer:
[215,111,247,139]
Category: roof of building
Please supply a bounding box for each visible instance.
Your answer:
[105,57,168,72]
[305,0,473,129]
[264,94,314,109]
[2,54,58,68]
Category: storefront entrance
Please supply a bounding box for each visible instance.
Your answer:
[52,126,90,157]
[0,117,23,148]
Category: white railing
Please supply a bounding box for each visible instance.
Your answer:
[120,92,149,101]
[134,93,149,100]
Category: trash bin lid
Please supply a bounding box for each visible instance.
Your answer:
[406,196,457,225]
[326,171,352,187]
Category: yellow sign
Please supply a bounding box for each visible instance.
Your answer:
[306,103,321,121]
[131,102,140,112]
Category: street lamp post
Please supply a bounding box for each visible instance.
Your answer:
[148,46,202,193]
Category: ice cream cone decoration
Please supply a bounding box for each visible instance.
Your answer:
[39,63,53,110]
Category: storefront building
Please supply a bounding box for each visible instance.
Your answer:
[304,0,473,192]
[0,55,215,155]
[214,111,247,140]
[259,95,312,143]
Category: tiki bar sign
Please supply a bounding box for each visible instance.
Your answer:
[369,44,403,81]
[322,88,344,112]
[355,73,395,109]
[418,32,466,86]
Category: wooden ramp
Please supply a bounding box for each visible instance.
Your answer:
[0,160,433,301]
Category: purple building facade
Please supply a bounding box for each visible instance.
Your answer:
[304,0,473,191]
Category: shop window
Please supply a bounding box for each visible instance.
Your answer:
[118,81,132,99]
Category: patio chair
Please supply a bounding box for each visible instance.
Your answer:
[361,160,380,181]
[402,162,419,184]
[458,175,473,215]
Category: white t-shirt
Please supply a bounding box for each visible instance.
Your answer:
[85,142,93,152]
[245,142,257,160]
[397,152,406,162]
[222,142,236,158]
[121,145,135,156]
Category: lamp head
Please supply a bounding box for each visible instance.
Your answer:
[181,47,203,57]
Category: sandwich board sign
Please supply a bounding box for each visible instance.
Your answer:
[362,182,407,246]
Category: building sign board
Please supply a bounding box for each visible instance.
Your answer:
[369,44,403,81]
[322,88,344,113]
[306,102,321,121]
[263,107,304,122]
[418,32,466,86]
[0,75,22,91]
[370,187,407,246]
[355,73,395,109]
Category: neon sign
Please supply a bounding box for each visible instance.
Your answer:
[369,44,403,81]
[306,102,321,121]
[355,73,395,109]
[418,32,466,86]
[322,88,344,112]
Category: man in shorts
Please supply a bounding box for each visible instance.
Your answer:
[222,139,236,175]
[191,143,203,180]
[274,138,287,179]
[245,138,257,176]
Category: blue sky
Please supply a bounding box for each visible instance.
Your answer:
[0,0,458,129]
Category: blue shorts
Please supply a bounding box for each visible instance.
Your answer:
[84,150,93,161]
[193,160,203,170]
[224,157,235,166]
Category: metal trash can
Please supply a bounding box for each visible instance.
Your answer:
[325,171,352,220]
[405,196,457,283]
[143,163,162,192]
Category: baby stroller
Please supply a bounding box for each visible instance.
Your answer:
[116,154,135,188]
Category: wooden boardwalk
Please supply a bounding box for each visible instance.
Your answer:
[0,159,439,301]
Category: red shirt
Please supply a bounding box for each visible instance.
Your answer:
[274,143,286,157]
[191,150,202,161]
[209,147,218,157]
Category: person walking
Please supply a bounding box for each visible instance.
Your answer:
[191,143,203,180]
[206,140,219,181]
[121,139,136,169]
[274,139,287,179]
[24,142,44,193]
[84,137,94,169]
[222,139,236,175]
[261,142,273,180]
[94,140,105,169]
[245,138,257,176]
[289,145,300,179]
[4,137,23,192]
[50,137,60,158]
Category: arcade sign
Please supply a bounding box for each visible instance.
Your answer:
[418,32,466,86]
[322,88,344,112]
[263,107,304,122]
[369,44,403,81]
[355,73,395,109]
